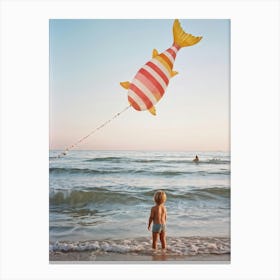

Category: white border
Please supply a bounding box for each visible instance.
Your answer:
[1,0,279,279]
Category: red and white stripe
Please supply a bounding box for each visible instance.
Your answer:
[128,44,179,111]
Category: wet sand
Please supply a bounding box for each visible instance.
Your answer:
[50,251,230,263]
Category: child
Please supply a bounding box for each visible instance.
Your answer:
[148,190,167,250]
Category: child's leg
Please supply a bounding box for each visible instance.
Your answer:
[152,232,159,249]
[159,231,166,249]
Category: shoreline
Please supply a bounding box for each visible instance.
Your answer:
[49,251,230,263]
[49,236,230,263]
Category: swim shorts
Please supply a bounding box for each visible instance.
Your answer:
[152,224,166,233]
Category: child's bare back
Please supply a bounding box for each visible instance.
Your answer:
[150,204,166,224]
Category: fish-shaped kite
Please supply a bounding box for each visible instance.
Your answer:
[120,19,202,115]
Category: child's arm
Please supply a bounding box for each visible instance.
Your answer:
[148,207,154,231]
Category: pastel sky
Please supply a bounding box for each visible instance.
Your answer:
[49,19,230,151]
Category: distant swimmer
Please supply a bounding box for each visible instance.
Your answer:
[193,155,199,163]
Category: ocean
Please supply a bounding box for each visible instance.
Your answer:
[49,150,230,259]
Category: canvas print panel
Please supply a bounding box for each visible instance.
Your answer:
[49,19,230,263]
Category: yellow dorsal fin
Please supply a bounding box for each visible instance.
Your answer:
[171,70,178,77]
[149,106,156,116]
[152,49,159,58]
[173,19,202,48]
[120,81,130,89]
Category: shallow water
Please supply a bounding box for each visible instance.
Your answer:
[49,236,230,257]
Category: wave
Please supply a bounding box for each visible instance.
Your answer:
[49,167,230,176]
[50,167,118,175]
[49,189,139,206]
[85,157,125,163]
[49,236,230,256]
[142,187,230,201]
[84,157,230,165]
[207,159,229,164]
[193,187,230,198]
[49,187,230,206]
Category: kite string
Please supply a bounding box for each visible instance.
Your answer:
[57,104,131,158]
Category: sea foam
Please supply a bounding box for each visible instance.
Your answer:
[49,236,230,256]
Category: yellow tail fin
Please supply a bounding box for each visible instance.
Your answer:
[173,19,202,48]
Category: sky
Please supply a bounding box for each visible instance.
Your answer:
[49,19,230,151]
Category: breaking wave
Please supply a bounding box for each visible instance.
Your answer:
[49,167,230,176]
[49,187,230,206]
[49,236,230,256]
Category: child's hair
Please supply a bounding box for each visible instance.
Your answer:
[154,190,167,205]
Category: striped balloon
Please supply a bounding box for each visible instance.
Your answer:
[120,19,202,115]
